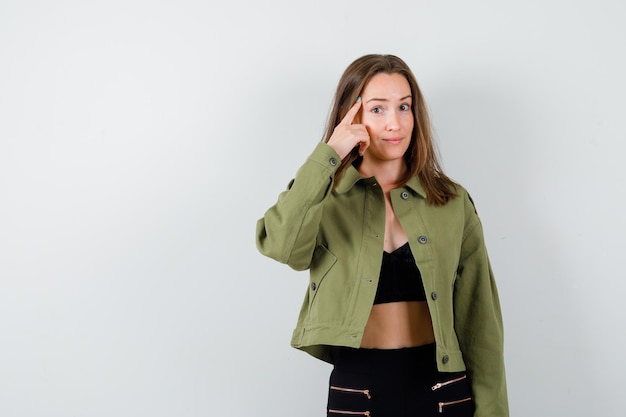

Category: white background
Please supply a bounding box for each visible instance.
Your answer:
[1,0,625,416]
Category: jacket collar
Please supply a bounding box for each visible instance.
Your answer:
[403,175,427,199]
[335,165,427,199]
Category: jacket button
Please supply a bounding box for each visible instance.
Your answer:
[310,282,317,291]
[442,355,449,364]
[431,291,438,300]
[418,235,428,244]
[329,157,337,166]
[401,191,409,200]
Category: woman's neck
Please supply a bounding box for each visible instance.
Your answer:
[358,158,407,190]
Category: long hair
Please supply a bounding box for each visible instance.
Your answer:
[323,54,456,206]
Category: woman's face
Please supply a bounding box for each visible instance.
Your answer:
[359,72,414,165]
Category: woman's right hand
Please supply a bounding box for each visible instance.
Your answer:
[327,99,370,160]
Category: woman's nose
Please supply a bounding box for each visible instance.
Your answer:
[386,111,400,130]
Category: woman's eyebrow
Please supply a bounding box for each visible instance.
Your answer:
[366,95,412,103]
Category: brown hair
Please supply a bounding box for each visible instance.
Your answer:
[323,54,456,206]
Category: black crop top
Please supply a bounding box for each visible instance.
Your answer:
[373,242,427,304]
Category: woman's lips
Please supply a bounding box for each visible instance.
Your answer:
[383,137,403,144]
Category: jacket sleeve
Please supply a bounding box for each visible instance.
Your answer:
[256,142,340,271]
[453,193,509,417]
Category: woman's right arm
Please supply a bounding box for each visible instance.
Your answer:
[255,142,341,271]
[256,100,369,271]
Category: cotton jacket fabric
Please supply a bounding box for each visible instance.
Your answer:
[256,142,508,417]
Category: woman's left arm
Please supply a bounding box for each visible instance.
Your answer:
[453,193,509,417]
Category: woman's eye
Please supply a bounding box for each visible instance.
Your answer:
[400,104,410,111]
[371,107,383,114]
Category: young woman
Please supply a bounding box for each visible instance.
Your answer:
[256,54,508,417]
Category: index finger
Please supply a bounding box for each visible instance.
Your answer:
[339,97,362,126]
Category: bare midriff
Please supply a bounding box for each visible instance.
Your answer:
[357,179,435,349]
[360,301,435,349]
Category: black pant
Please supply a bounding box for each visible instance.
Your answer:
[327,344,473,417]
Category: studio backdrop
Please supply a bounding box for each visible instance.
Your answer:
[1,0,624,416]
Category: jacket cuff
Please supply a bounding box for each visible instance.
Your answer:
[305,142,342,175]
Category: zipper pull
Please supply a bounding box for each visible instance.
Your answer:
[431,383,442,391]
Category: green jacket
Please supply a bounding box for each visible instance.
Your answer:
[256,142,508,417]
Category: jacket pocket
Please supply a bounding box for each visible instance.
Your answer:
[308,245,337,307]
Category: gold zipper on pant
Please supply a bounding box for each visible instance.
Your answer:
[438,397,472,413]
[328,410,371,416]
[330,385,372,399]
[431,374,467,391]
